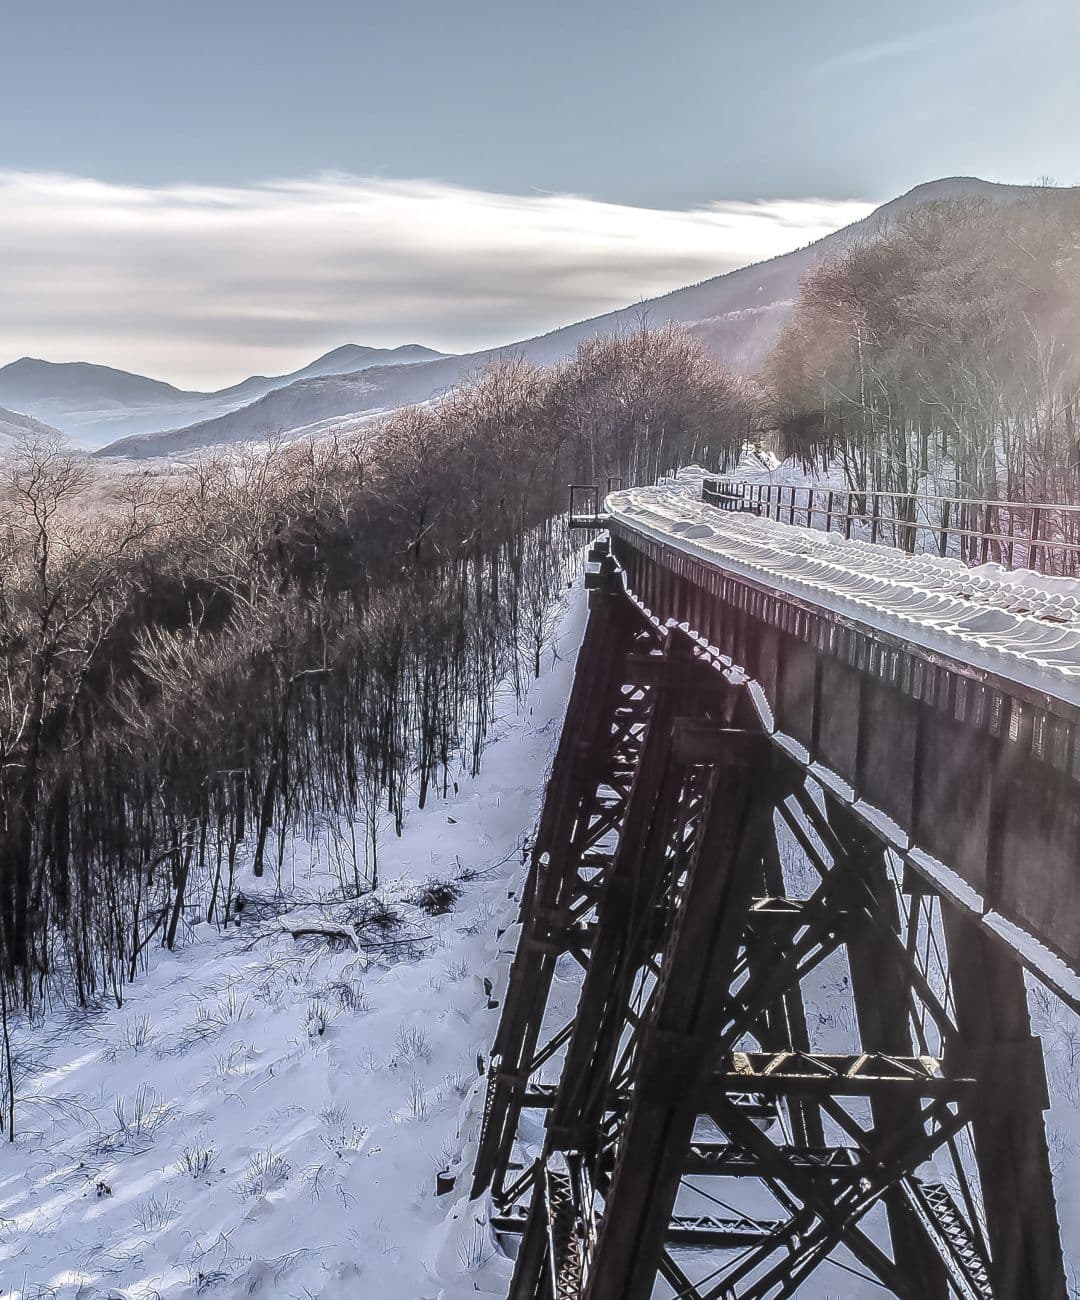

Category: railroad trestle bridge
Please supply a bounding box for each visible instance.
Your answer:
[470,477,1079,1299]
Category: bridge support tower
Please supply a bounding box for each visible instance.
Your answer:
[471,540,1067,1300]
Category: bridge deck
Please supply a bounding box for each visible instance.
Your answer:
[602,477,1080,1005]
[607,478,1080,713]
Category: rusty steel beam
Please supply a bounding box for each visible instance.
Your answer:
[834,806,951,1299]
[473,551,656,1199]
[582,734,782,1300]
[718,1051,974,1099]
[943,906,1067,1300]
[543,638,718,1158]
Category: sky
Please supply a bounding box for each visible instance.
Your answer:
[1,0,1076,387]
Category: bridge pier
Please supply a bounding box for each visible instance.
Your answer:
[831,805,951,1300]
[943,906,1066,1299]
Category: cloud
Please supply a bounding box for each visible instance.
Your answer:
[809,22,986,76]
[0,171,872,388]
[808,3,1072,79]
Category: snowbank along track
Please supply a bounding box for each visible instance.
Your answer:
[471,488,1077,1299]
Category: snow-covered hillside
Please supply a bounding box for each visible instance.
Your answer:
[0,404,66,448]
[0,591,587,1300]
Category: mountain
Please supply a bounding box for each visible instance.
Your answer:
[0,403,68,449]
[0,345,450,449]
[98,373,392,459]
[0,358,190,409]
[95,177,1066,461]
[205,343,447,404]
[487,176,1056,371]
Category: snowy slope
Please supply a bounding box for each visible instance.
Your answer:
[0,593,587,1300]
[3,547,1078,1299]
[609,473,1080,710]
[0,404,67,447]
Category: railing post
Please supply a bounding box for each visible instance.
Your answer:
[1030,506,1042,573]
[870,491,880,544]
[904,494,917,554]
[844,492,854,540]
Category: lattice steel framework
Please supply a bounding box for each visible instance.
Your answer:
[470,539,1067,1299]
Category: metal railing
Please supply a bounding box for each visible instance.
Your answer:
[569,478,624,529]
[702,478,1080,576]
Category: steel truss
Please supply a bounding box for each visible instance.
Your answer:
[471,542,1067,1298]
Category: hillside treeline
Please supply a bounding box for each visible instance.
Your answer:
[0,326,749,1131]
[767,193,1080,508]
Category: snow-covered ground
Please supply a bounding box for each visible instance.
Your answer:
[3,523,1078,1299]
[0,590,587,1300]
[610,471,1080,708]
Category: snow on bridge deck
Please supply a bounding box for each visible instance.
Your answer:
[607,476,1080,713]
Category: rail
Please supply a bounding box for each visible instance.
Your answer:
[703,477,1080,576]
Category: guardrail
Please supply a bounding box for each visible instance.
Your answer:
[703,478,1080,576]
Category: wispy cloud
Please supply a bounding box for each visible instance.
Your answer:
[809,3,1070,79]
[809,21,986,76]
[0,171,871,388]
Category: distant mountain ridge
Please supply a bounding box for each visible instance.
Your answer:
[0,403,67,448]
[99,175,1065,462]
[97,177,1070,460]
[0,344,449,448]
[11,176,1069,460]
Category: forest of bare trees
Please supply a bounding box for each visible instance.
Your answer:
[0,325,750,1132]
[766,192,1080,556]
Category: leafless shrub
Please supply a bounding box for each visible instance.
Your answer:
[405,1077,430,1121]
[302,998,334,1039]
[118,1013,155,1054]
[457,1218,496,1271]
[177,1143,217,1179]
[236,1148,291,1200]
[352,897,403,935]
[134,1192,180,1232]
[319,979,367,1014]
[91,1084,172,1155]
[394,1023,433,1065]
[410,878,462,916]
[318,1101,350,1130]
